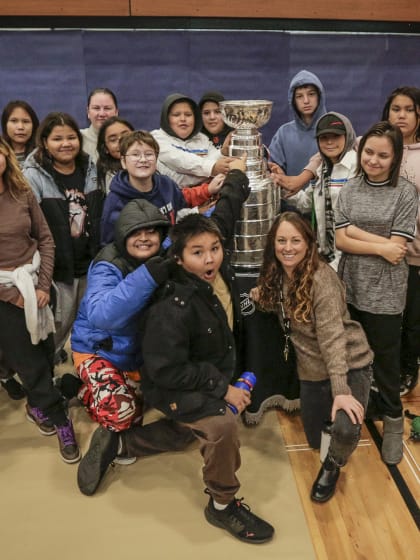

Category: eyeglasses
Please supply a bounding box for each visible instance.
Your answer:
[124,151,156,162]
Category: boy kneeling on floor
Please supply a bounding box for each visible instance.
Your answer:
[77,157,274,544]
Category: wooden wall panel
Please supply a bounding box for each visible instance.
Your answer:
[0,0,418,23]
[0,0,130,16]
[131,0,420,23]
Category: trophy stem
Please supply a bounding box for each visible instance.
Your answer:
[219,100,278,270]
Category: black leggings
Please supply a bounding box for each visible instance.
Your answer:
[349,305,402,418]
[0,301,67,425]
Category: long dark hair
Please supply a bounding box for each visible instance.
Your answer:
[96,116,134,191]
[357,121,403,187]
[257,212,320,323]
[381,86,420,142]
[1,100,39,156]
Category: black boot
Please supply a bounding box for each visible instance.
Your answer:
[0,376,25,400]
[310,455,340,503]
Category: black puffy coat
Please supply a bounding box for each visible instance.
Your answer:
[139,168,249,422]
[140,261,242,422]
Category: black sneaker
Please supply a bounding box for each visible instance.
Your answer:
[56,373,83,399]
[26,404,56,435]
[77,426,118,496]
[1,377,25,400]
[400,370,419,397]
[204,495,274,544]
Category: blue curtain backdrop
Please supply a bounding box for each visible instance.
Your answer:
[0,29,419,143]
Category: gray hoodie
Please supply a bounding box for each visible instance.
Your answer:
[268,69,327,175]
[296,111,358,270]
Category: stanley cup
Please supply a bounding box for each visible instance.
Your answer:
[219,100,279,269]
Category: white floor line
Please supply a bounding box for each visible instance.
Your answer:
[402,442,420,485]
[285,440,372,452]
[402,454,420,485]
[403,440,419,471]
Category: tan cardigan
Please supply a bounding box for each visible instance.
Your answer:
[282,262,373,397]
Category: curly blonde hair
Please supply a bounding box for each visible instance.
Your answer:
[257,212,320,322]
[0,137,30,200]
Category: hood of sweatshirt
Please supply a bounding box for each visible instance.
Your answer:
[159,93,202,140]
[109,169,171,203]
[198,90,233,141]
[316,111,357,166]
[109,169,144,201]
[113,198,170,268]
[288,69,327,131]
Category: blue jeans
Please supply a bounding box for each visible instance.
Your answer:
[300,365,372,466]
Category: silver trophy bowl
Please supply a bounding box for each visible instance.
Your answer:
[219,100,273,129]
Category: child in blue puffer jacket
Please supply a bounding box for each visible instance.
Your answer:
[70,198,173,432]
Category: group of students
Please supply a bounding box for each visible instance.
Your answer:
[0,76,419,544]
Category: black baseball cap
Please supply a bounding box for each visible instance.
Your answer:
[316,114,346,137]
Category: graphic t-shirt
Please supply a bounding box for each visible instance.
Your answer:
[55,167,91,277]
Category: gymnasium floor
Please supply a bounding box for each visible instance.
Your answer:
[0,387,314,560]
[278,384,420,560]
[1,357,418,560]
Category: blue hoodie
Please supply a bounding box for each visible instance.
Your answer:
[72,199,170,371]
[101,170,186,245]
[268,70,327,176]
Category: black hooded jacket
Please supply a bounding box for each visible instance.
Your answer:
[139,169,251,422]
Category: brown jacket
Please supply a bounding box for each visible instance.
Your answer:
[0,189,54,306]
